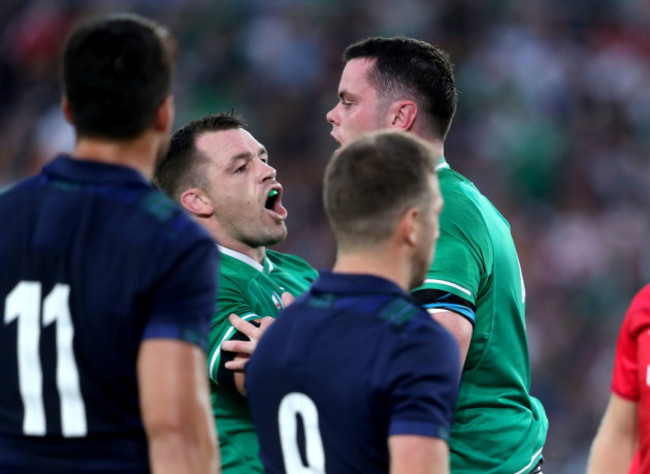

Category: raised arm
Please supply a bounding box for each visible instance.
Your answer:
[138,339,220,474]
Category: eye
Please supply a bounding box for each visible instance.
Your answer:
[234,163,247,174]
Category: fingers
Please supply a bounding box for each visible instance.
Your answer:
[281,292,295,307]
[259,316,275,331]
[221,313,277,373]
[224,355,249,371]
[221,339,255,355]
[227,313,261,340]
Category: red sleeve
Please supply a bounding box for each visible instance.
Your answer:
[611,285,650,400]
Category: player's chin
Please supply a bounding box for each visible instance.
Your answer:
[330,132,345,148]
[263,224,288,246]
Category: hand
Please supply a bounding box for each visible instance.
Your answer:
[221,314,275,371]
[220,292,295,372]
[281,291,295,307]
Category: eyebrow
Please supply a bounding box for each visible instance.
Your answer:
[338,90,360,102]
[229,147,268,165]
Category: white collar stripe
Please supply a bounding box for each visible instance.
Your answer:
[218,245,264,272]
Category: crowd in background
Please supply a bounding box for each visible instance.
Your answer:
[1,0,650,471]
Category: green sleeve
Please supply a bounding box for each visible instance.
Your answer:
[414,184,492,306]
[207,275,260,383]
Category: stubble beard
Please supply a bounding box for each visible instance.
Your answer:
[241,223,288,250]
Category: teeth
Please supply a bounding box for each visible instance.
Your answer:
[269,189,279,198]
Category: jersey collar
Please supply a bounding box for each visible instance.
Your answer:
[313,270,407,297]
[436,155,450,171]
[217,245,274,273]
[43,155,150,186]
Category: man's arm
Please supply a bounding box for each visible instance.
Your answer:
[389,435,449,474]
[587,393,638,474]
[429,310,472,366]
[138,339,220,474]
[220,314,275,395]
[220,292,293,395]
[412,288,475,367]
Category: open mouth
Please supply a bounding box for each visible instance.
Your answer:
[264,187,288,220]
[265,189,279,210]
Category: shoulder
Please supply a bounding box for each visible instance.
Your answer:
[437,168,511,250]
[138,190,207,239]
[438,169,491,224]
[623,284,650,338]
[384,298,461,374]
[0,174,43,196]
[137,188,217,246]
[437,173,490,246]
[630,284,650,311]
[217,253,255,283]
[266,249,318,276]
[377,295,453,344]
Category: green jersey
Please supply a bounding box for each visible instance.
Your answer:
[207,246,318,474]
[413,157,547,473]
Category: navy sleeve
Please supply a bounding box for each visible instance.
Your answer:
[384,317,462,440]
[143,237,219,351]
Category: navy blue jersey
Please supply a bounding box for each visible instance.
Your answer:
[0,156,219,472]
[246,271,461,474]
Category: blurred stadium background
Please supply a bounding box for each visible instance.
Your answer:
[2,0,650,471]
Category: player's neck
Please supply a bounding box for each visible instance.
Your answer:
[333,251,410,292]
[72,131,161,180]
[220,241,266,266]
[411,128,445,159]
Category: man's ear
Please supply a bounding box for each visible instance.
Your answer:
[180,188,213,217]
[389,100,418,131]
[62,96,73,124]
[155,96,175,133]
[396,207,421,248]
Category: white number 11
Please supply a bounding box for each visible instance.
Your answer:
[4,281,87,437]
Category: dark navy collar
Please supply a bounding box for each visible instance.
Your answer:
[43,155,150,186]
[313,270,408,298]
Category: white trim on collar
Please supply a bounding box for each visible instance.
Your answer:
[436,156,450,171]
[217,245,264,272]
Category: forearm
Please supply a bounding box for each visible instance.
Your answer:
[587,394,638,474]
[587,430,635,474]
[389,435,449,474]
[148,413,219,474]
[139,340,220,474]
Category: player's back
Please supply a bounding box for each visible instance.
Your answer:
[0,156,217,472]
[246,271,460,474]
[432,164,547,472]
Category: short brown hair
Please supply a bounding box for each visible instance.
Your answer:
[343,36,457,140]
[323,130,441,249]
[154,112,247,200]
[62,13,177,140]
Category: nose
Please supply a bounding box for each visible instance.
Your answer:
[259,160,277,182]
[326,104,338,125]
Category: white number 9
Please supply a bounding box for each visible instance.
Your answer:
[278,392,326,473]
